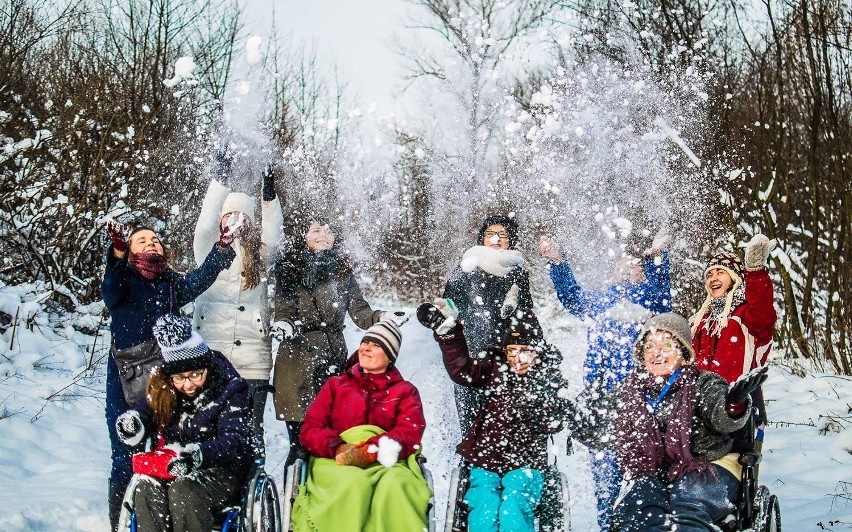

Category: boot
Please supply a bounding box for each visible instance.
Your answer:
[108,480,127,532]
[284,421,304,466]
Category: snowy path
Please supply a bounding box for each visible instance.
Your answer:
[0,303,850,530]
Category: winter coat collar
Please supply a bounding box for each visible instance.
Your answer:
[460,245,525,277]
[342,354,404,391]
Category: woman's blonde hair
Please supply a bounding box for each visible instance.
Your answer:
[146,369,177,428]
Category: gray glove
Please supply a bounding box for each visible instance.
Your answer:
[116,411,145,446]
[744,234,776,269]
[168,444,203,477]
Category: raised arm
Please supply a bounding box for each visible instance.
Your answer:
[193,179,230,265]
[741,268,777,358]
[174,244,236,308]
[640,252,672,312]
[435,324,496,388]
[101,250,130,309]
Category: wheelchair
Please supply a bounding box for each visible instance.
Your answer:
[118,385,282,532]
[280,448,437,532]
[722,412,782,532]
[443,461,571,532]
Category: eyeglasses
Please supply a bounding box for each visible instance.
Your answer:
[171,369,206,384]
[642,341,681,355]
[483,230,509,239]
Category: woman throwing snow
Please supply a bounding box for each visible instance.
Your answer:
[192,150,283,454]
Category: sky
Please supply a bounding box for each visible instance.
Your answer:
[241,0,413,115]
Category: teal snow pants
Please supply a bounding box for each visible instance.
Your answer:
[465,466,544,532]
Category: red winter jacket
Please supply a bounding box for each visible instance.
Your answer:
[299,356,426,460]
[692,268,777,384]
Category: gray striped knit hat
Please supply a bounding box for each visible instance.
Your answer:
[153,314,213,375]
[362,319,403,363]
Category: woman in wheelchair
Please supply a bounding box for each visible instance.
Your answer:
[115,314,252,532]
[568,313,768,531]
[419,304,571,532]
[292,318,432,532]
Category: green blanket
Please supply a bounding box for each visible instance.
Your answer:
[291,424,432,532]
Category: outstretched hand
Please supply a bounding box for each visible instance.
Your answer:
[644,227,670,257]
[416,298,458,335]
[726,366,769,405]
[262,162,276,201]
[744,234,776,270]
[217,212,246,248]
[538,236,561,263]
[106,219,132,253]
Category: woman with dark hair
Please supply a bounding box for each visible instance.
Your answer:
[192,155,283,455]
[101,219,237,531]
[442,214,533,433]
[115,314,252,532]
[271,213,386,464]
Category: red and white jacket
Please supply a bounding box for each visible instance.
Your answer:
[692,268,777,384]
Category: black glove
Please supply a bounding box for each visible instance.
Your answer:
[116,411,145,445]
[416,303,445,331]
[214,145,232,187]
[168,445,203,477]
[726,366,769,405]
[262,162,276,201]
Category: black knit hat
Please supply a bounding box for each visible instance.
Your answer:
[153,314,213,375]
[502,309,542,347]
[478,215,519,249]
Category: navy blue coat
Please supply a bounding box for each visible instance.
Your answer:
[549,253,671,390]
[137,353,253,482]
[102,245,235,350]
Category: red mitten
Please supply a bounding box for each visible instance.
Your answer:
[334,441,377,468]
[106,219,132,253]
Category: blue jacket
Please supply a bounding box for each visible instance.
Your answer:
[102,245,235,350]
[137,353,253,482]
[549,253,671,390]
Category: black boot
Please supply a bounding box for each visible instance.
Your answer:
[284,421,304,467]
[108,480,128,532]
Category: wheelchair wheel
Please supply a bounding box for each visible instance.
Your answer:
[444,466,469,532]
[752,486,781,532]
[243,470,281,532]
[281,457,306,532]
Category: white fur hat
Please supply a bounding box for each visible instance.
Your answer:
[221,192,256,223]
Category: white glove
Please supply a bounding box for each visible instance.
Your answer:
[500,284,520,319]
[116,411,145,446]
[538,236,562,263]
[270,320,296,341]
[644,227,670,256]
[382,311,409,326]
[744,234,776,270]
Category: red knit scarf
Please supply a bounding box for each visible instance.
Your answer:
[615,365,711,483]
[129,252,169,281]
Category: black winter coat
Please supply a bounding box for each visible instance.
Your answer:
[137,353,253,482]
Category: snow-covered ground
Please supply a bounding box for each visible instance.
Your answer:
[0,287,850,531]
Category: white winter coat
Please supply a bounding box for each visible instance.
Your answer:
[192,179,284,380]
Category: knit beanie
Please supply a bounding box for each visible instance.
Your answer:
[689,252,744,336]
[221,192,256,223]
[478,214,519,249]
[362,319,403,363]
[153,314,213,375]
[502,309,543,347]
[633,312,696,364]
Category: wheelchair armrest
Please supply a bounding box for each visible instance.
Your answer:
[738,451,762,468]
[416,454,428,465]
